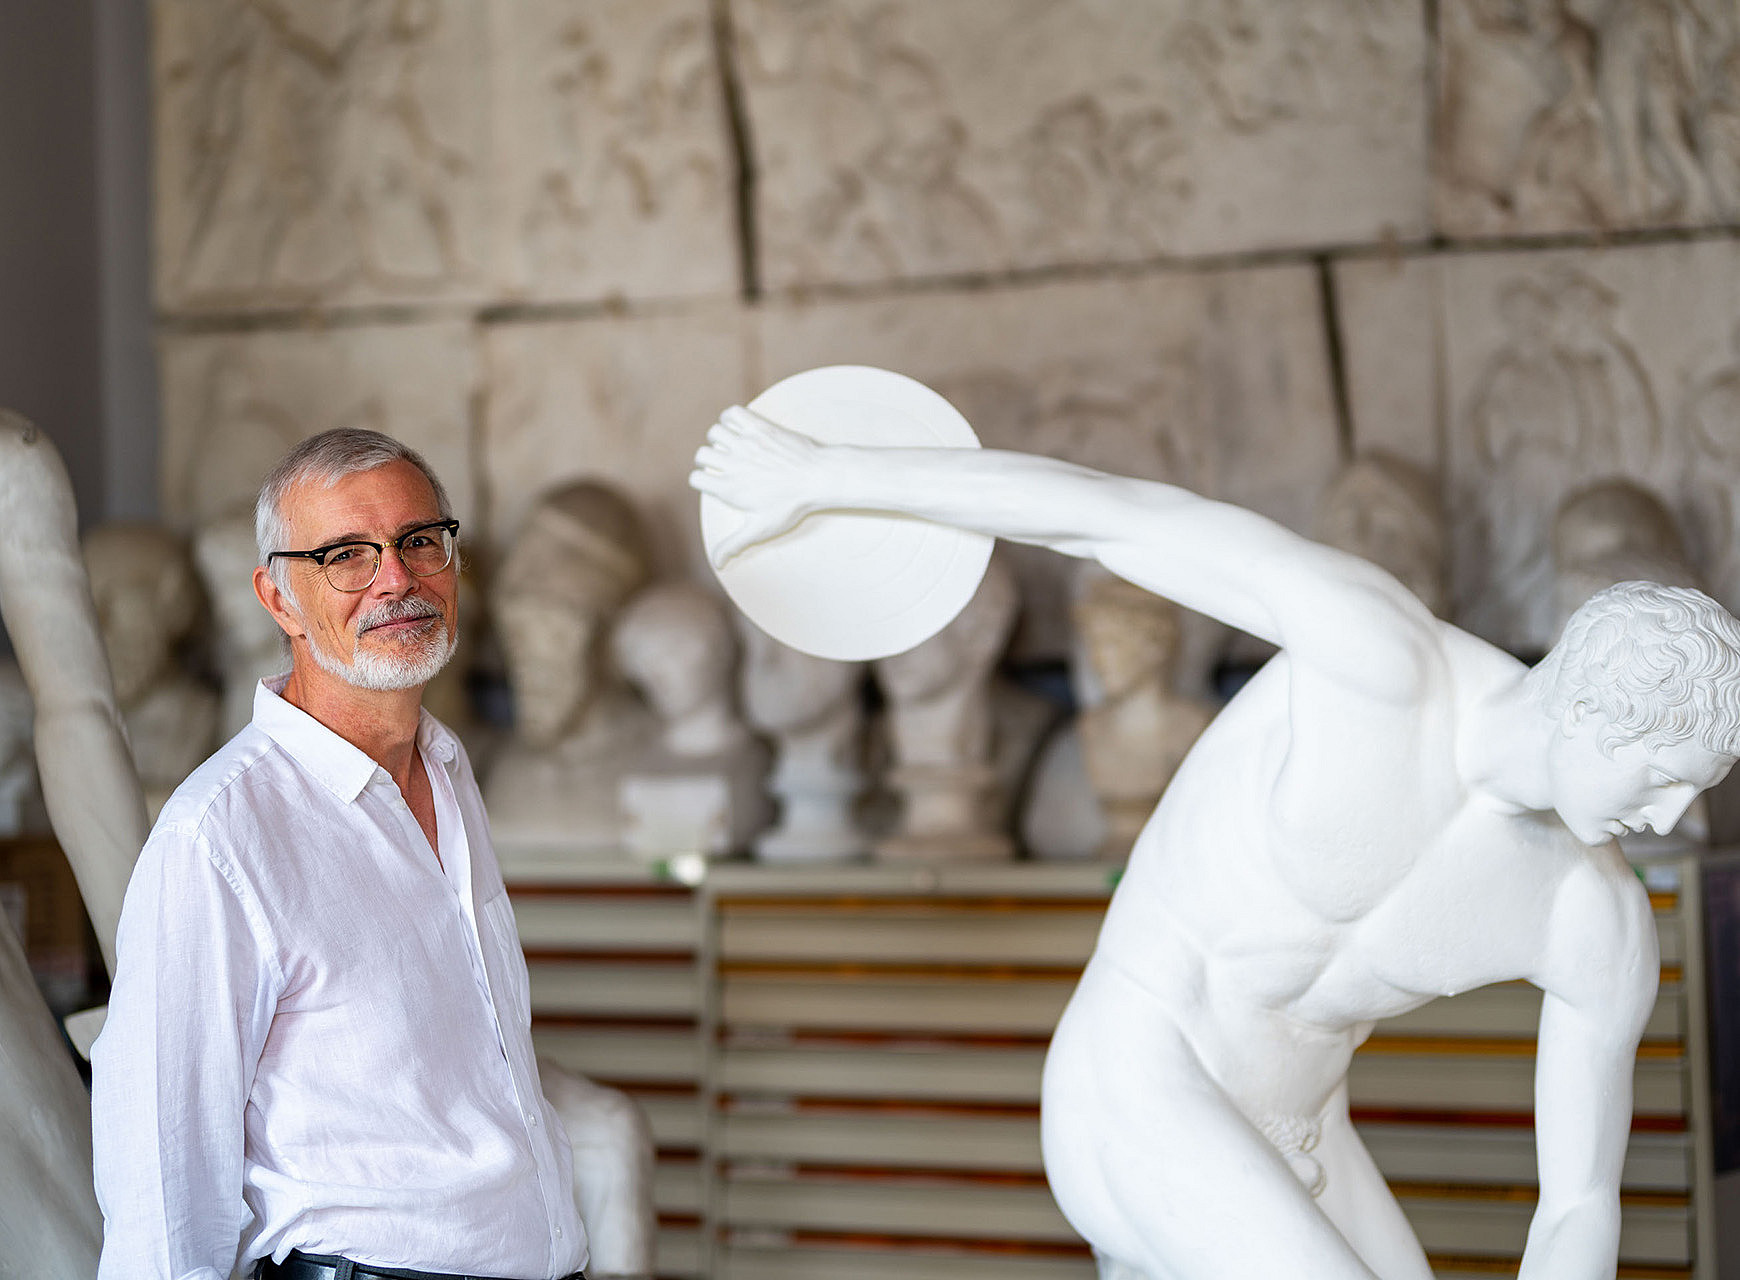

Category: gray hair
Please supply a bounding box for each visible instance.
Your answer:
[255,428,452,594]
[1527,580,1740,756]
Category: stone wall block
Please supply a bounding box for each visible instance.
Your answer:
[153,0,493,313]
[480,306,752,578]
[1418,242,1740,653]
[1434,0,1740,237]
[731,0,1429,290]
[158,322,478,530]
[1334,255,1444,472]
[486,0,740,304]
[753,268,1342,655]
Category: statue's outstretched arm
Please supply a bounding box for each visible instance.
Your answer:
[693,406,1432,699]
[0,413,148,973]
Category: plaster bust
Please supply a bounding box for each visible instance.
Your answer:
[1072,574,1217,860]
[738,621,869,863]
[1550,478,1702,638]
[1315,452,1449,618]
[483,481,656,860]
[194,513,290,740]
[872,553,1019,862]
[83,523,221,815]
[611,582,770,856]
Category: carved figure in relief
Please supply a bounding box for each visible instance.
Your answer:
[84,524,222,816]
[1680,322,1740,605]
[611,581,771,856]
[739,623,869,863]
[694,406,1740,1280]
[1315,453,1448,618]
[483,479,655,858]
[1071,576,1216,861]
[871,553,1019,864]
[0,411,149,1275]
[168,0,466,300]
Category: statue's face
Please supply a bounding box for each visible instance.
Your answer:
[497,595,595,748]
[94,578,175,705]
[741,630,858,730]
[1547,710,1733,845]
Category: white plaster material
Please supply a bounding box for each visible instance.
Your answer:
[488,0,737,304]
[159,325,476,530]
[692,407,1740,1279]
[753,268,1340,661]
[194,513,289,740]
[612,581,771,856]
[731,0,1427,289]
[1435,0,1740,238]
[0,412,149,1273]
[0,659,43,837]
[480,305,748,582]
[539,1061,657,1279]
[483,480,656,860]
[1337,241,1740,653]
[1018,722,1105,862]
[1070,574,1216,861]
[1315,453,1450,619]
[152,0,489,312]
[701,367,993,662]
[870,554,1019,864]
[84,523,221,814]
[738,621,869,864]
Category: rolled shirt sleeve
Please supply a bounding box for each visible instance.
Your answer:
[92,819,280,1280]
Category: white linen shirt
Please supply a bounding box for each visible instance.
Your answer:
[91,678,588,1279]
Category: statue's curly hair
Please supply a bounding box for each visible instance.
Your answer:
[1525,581,1740,756]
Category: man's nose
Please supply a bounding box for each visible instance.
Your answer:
[370,545,417,595]
[1643,786,1698,835]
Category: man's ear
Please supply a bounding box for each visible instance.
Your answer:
[253,566,305,641]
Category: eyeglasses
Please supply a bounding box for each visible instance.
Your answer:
[268,520,460,593]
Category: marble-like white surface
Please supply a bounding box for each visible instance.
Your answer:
[1339,240,1740,654]
[753,268,1342,658]
[732,0,1428,289]
[481,306,750,579]
[487,0,738,304]
[1434,0,1740,238]
[158,324,477,529]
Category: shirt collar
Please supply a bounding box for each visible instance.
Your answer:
[252,675,456,803]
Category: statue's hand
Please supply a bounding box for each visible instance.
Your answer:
[690,405,827,567]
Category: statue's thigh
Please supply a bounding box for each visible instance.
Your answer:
[1312,1110,1433,1280]
[1047,1012,1383,1280]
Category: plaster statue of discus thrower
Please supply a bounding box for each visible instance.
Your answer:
[692,376,1740,1280]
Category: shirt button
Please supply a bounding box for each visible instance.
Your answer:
[555,1226,563,1239]
[526,1109,539,1127]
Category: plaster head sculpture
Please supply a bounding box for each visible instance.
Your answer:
[872,552,1019,862]
[692,399,1740,1280]
[494,480,652,751]
[1549,479,1701,635]
[738,620,869,863]
[83,524,221,811]
[1314,453,1449,618]
[612,582,749,759]
[1071,574,1216,859]
[194,512,291,739]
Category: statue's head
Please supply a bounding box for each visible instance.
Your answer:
[611,582,737,725]
[1316,453,1447,617]
[1528,581,1740,844]
[1072,574,1181,701]
[84,524,206,705]
[739,620,863,734]
[492,480,650,748]
[874,553,1018,703]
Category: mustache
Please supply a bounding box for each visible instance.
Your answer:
[356,597,443,635]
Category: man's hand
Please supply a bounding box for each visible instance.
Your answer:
[690,406,830,567]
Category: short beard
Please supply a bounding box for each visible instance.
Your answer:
[304,597,457,693]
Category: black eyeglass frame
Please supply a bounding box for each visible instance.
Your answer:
[267,519,461,593]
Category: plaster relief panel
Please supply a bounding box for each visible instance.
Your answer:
[481,307,750,577]
[153,0,489,313]
[731,0,1428,290]
[488,0,740,303]
[1436,0,1740,236]
[1344,241,1740,655]
[159,323,477,527]
[753,267,1342,654]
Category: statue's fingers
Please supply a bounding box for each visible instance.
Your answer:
[693,444,727,472]
[711,524,760,569]
[721,405,770,433]
[706,420,739,445]
[687,467,718,494]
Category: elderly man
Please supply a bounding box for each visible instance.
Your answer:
[91,429,588,1279]
[693,406,1740,1280]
